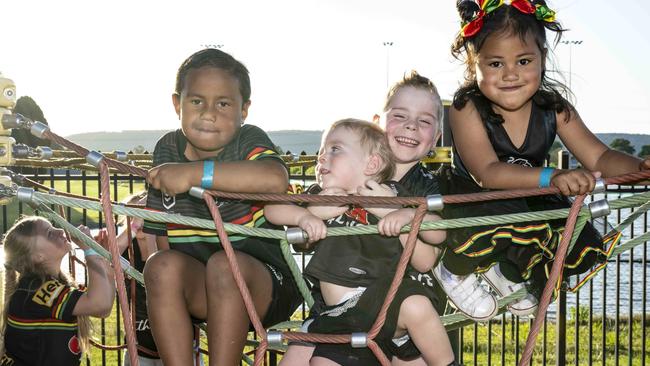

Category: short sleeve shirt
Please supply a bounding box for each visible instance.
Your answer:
[399,162,441,197]
[143,125,290,270]
[2,276,84,366]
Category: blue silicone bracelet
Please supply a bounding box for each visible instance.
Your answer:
[84,248,100,257]
[201,160,214,189]
[538,167,555,188]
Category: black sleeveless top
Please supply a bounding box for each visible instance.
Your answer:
[452,102,557,183]
[304,182,409,288]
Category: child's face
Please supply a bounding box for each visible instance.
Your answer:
[474,31,543,114]
[173,66,251,160]
[32,220,71,262]
[317,127,376,193]
[382,86,441,165]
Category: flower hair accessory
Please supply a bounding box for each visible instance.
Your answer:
[461,0,556,38]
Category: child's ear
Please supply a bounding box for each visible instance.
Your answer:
[241,100,252,124]
[364,154,382,176]
[172,93,181,119]
[372,114,380,124]
[433,128,442,147]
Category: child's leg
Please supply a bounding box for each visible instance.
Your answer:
[392,357,427,366]
[204,251,274,366]
[309,357,342,366]
[144,250,207,366]
[396,295,454,366]
[278,344,314,366]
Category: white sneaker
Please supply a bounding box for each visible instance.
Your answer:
[482,264,538,317]
[432,264,498,321]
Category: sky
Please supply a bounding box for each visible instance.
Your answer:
[3,0,650,138]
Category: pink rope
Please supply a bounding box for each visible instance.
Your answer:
[518,195,586,366]
[202,193,267,366]
[98,162,140,366]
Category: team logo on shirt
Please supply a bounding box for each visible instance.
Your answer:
[68,335,81,355]
[32,280,65,308]
[345,207,369,225]
[162,193,176,210]
[506,156,533,167]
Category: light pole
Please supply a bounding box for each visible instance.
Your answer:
[201,44,224,49]
[383,41,393,88]
[559,40,583,89]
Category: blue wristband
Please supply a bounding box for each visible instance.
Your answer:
[83,248,100,258]
[538,167,555,188]
[201,160,214,189]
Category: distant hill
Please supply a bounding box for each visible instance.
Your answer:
[63,130,650,156]
[65,129,324,155]
[590,133,650,155]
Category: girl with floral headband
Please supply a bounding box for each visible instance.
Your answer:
[439,0,650,317]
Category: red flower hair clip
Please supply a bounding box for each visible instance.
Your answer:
[461,0,556,38]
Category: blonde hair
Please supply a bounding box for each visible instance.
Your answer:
[325,118,395,182]
[1,216,92,358]
[384,70,444,133]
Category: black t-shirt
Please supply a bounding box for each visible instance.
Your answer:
[143,125,291,271]
[303,182,409,288]
[398,162,441,197]
[2,276,84,366]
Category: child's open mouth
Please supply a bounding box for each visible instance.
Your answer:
[395,136,419,147]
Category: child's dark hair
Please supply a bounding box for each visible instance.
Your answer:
[451,0,573,124]
[175,48,251,104]
[384,71,444,130]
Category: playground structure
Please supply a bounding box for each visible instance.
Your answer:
[1,74,649,365]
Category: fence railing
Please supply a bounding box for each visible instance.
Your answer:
[1,166,648,366]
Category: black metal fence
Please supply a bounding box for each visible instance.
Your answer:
[1,167,648,366]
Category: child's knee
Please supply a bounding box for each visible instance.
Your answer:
[399,295,435,323]
[144,251,185,291]
[205,252,238,290]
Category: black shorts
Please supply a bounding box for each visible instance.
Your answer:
[192,262,302,329]
[306,274,442,365]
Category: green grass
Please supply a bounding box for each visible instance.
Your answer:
[86,305,649,365]
[457,313,649,365]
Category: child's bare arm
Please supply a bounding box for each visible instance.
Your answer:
[357,180,400,218]
[72,226,116,318]
[265,204,327,244]
[378,209,445,272]
[147,160,288,196]
[306,187,348,219]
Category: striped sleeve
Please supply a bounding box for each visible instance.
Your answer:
[29,279,84,322]
[238,125,285,165]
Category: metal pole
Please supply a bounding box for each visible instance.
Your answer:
[556,150,569,366]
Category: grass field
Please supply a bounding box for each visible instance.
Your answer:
[86,304,649,366]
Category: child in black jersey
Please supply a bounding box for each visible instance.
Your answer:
[444,0,650,317]
[376,71,499,324]
[143,48,301,365]
[1,216,115,366]
[266,119,453,366]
